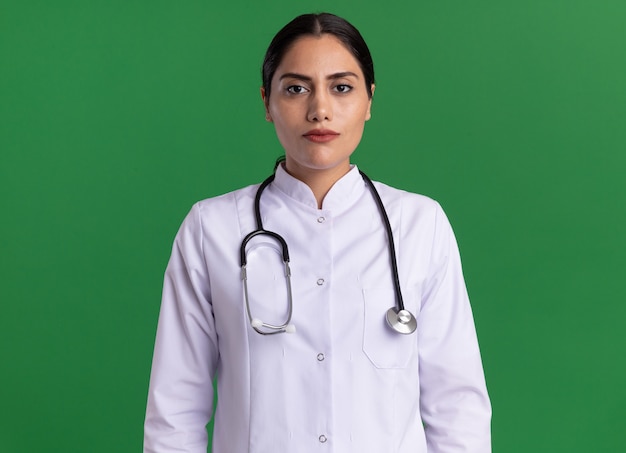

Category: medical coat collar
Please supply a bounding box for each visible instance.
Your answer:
[272,163,365,211]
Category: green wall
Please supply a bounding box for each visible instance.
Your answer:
[1,1,625,451]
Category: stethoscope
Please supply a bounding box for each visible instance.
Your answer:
[240,166,417,336]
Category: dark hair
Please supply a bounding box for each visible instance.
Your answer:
[262,13,375,100]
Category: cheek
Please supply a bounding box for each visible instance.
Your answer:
[363,100,372,121]
[346,105,370,132]
[348,99,371,120]
[270,103,296,128]
[269,112,298,151]
[272,116,295,141]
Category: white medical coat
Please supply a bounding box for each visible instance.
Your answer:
[144,165,491,452]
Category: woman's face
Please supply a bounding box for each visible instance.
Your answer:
[262,34,374,182]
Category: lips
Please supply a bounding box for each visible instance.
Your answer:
[303,129,340,143]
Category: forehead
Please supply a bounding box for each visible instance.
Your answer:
[274,34,363,78]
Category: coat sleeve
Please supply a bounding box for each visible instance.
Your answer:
[418,204,492,452]
[144,203,218,453]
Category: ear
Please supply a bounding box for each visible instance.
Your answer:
[365,84,375,121]
[260,87,272,122]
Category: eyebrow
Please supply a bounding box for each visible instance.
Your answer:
[279,71,360,81]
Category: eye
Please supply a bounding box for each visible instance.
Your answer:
[286,85,309,94]
[334,84,353,93]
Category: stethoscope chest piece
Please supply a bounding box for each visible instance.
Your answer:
[386,307,417,335]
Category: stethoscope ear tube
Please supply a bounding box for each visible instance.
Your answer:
[240,229,295,335]
[240,172,295,335]
[240,229,290,267]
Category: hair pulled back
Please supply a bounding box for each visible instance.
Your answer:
[262,13,375,99]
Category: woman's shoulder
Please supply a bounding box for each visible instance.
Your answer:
[193,183,259,212]
[172,184,261,236]
[370,179,442,214]
[369,179,456,244]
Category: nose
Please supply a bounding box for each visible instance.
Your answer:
[307,91,332,122]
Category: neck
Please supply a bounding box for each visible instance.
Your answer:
[283,162,351,209]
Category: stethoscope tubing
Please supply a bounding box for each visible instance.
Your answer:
[358,170,407,314]
[240,167,416,335]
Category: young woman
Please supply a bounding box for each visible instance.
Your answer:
[144,13,491,453]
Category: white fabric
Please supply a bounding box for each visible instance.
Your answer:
[144,164,491,453]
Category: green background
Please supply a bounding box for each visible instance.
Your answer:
[1,1,625,451]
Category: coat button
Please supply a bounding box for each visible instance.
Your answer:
[316,278,325,286]
[319,434,327,443]
[317,216,325,223]
[317,353,325,361]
